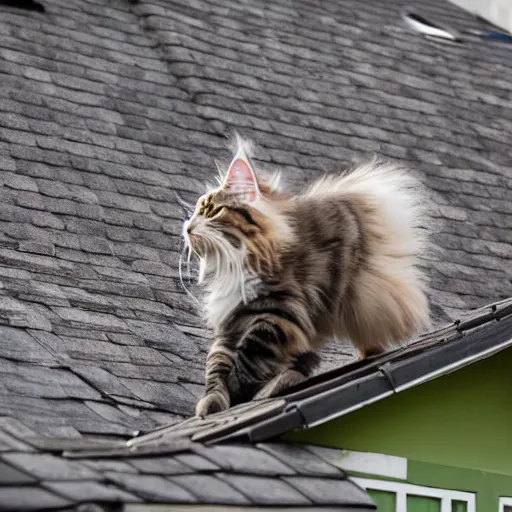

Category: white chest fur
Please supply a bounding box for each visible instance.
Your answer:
[203,272,261,329]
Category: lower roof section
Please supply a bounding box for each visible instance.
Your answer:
[0,431,375,510]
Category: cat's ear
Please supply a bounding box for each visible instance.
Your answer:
[221,143,260,202]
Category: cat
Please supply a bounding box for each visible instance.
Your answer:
[182,136,430,417]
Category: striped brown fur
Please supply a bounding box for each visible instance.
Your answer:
[183,137,430,417]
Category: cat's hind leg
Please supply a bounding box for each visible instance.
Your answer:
[253,369,306,400]
[253,351,320,400]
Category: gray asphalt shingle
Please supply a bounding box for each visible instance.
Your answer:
[217,473,313,505]
[191,444,297,476]
[0,487,71,510]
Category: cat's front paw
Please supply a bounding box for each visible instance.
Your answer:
[195,390,230,417]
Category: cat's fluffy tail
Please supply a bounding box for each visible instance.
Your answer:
[307,158,428,255]
[308,159,431,355]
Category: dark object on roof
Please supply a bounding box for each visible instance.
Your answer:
[0,0,45,12]
[403,11,460,41]
[467,29,512,41]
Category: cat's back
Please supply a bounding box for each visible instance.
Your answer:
[303,159,420,201]
[292,160,426,254]
[284,191,362,251]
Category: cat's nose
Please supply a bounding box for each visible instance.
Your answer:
[185,219,196,235]
[183,220,192,237]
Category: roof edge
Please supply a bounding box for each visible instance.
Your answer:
[217,310,512,443]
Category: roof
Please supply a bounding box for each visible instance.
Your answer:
[0,0,511,508]
[0,432,375,510]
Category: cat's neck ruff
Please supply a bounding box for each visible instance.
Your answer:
[199,253,262,329]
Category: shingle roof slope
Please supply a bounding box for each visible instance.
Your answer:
[0,0,510,445]
[0,0,511,508]
[0,422,376,510]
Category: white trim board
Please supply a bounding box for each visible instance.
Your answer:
[303,445,407,480]
[353,477,476,512]
[499,497,512,511]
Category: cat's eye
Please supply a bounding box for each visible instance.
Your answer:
[206,206,225,219]
[197,198,212,217]
[196,198,225,218]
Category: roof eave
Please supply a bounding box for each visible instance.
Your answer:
[217,313,512,442]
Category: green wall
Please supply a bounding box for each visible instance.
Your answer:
[408,460,512,512]
[288,347,512,475]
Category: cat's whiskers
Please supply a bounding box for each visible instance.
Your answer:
[186,245,192,279]
[178,243,200,306]
[174,192,195,214]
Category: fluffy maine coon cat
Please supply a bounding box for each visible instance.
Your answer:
[183,136,430,417]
